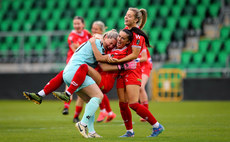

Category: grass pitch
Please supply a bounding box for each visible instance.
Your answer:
[0,100,230,142]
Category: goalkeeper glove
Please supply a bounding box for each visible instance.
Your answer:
[117,60,137,71]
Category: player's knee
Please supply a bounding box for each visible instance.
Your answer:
[129,103,139,111]
[140,86,145,92]
[97,92,104,101]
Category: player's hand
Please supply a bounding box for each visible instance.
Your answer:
[108,57,119,63]
[89,37,96,43]
[71,42,80,49]
[93,34,102,39]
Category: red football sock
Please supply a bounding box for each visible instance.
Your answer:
[64,99,72,109]
[43,70,64,95]
[104,94,112,112]
[74,106,83,118]
[141,101,149,109]
[67,64,88,95]
[119,102,132,130]
[99,96,105,110]
[129,103,157,125]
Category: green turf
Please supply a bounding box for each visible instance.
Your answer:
[0,100,230,142]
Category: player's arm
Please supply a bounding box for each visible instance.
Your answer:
[93,34,103,39]
[99,63,118,71]
[109,47,141,63]
[89,37,110,63]
[99,60,137,71]
[139,49,147,62]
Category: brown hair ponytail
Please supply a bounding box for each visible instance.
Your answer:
[128,8,147,29]
[139,9,147,29]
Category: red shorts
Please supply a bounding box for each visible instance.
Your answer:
[141,65,152,77]
[140,61,152,77]
[116,67,142,88]
[100,72,117,94]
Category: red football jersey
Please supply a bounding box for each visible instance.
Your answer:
[109,46,128,59]
[97,46,128,76]
[140,45,152,68]
[124,26,145,56]
[66,29,92,63]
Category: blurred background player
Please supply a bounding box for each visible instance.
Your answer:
[73,21,116,123]
[62,16,92,115]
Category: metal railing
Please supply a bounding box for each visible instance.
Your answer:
[0,31,71,73]
[0,31,70,60]
[185,67,230,78]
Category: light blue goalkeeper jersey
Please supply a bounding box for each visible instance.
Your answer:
[63,39,105,92]
[65,39,105,71]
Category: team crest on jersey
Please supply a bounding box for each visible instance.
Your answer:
[136,39,140,45]
[69,36,73,40]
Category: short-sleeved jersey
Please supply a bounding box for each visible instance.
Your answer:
[124,27,145,56]
[126,27,152,75]
[66,30,92,63]
[140,45,152,70]
[109,46,128,59]
[146,47,153,70]
[64,39,105,73]
[139,46,152,76]
[139,44,147,57]
[96,46,128,76]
